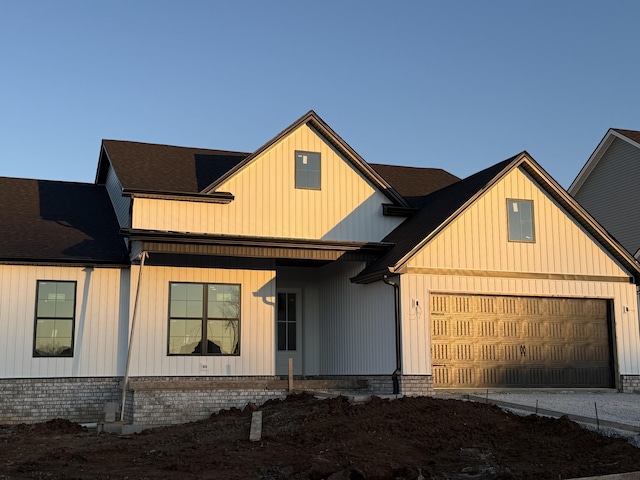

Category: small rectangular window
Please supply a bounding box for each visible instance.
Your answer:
[277,292,297,351]
[508,199,535,242]
[168,282,240,356]
[34,281,76,357]
[295,151,321,189]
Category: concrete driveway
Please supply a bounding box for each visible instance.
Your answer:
[463,391,640,444]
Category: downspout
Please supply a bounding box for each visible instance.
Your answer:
[120,251,148,422]
[383,274,402,395]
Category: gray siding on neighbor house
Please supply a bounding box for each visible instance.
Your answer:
[574,138,640,255]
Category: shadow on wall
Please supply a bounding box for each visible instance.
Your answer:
[71,267,93,376]
[320,192,401,242]
[253,278,276,307]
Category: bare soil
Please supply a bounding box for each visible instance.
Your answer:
[1,393,639,479]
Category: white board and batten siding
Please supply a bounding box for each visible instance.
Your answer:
[573,137,640,255]
[399,166,640,376]
[127,265,276,377]
[277,262,396,376]
[0,265,128,378]
[316,261,396,375]
[130,124,404,242]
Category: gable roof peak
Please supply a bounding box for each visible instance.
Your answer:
[200,111,411,207]
[569,128,640,195]
[611,128,640,145]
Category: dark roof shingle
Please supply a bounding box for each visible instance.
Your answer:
[613,129,640,145]
[100,140,250,193]
[369,164,460,207]
[0,177,129,264]
[353,155,519,282]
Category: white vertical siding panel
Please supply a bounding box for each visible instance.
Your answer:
[315,262,395,375]
[128,265,276,377]
[408,167,631,279]
[0,265,124,379]
[130,124,404,242]
[402,163,640,374]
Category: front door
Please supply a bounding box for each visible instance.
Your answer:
[275,289,303,375]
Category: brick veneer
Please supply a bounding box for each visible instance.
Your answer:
[123,375,397,425]
[0,377,121,425]
[621,375,640,393]
[398,375,434,396]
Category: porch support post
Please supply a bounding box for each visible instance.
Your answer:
[120,251,148,422]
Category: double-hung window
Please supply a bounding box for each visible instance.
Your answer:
[168,282,240,355]
[508,199,535,242]
[33,281,76,357]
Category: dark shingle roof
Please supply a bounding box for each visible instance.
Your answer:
[613,129,640,145]
[0,177,129,264]
[100,140,250,193]
[353,156,519,282]
[369,164,460,207]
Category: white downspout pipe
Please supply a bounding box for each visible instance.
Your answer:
[120,251,148,422]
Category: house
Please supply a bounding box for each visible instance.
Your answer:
[569,129,640,257]
[1,112,639,426]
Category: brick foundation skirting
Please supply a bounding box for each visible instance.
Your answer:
[0,377,121,425]
[620,375,640,393]
[123,375,397,425]
[398,375,434,396]
[0,374,427,426]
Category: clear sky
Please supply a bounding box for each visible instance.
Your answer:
[1,1,639,188]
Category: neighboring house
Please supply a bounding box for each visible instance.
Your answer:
[569,129,640,257]
[1,112,640,426]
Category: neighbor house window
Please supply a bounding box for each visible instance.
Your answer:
[34,281,76,357]
[168,282,240,355]
[508,199,535,242]
[295,151,321,189]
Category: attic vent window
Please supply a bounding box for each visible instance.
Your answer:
[508,199,535,242]
[295,151,321,189]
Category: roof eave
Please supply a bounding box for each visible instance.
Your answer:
[350,266,394,284]
[389,153,527,274]
[123,229,394,253]
[0,257,130,267]
[123,189,234,204]
[521,161,640,283]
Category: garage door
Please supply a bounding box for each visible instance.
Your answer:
[431,294,613,388]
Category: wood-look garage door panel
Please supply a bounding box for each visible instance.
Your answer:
[431,294,613,388]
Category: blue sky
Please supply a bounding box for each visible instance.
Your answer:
[1,1,639,188]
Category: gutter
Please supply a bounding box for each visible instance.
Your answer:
[382,275,402,395]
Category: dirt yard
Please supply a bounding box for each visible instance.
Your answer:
[1,393,639,479]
